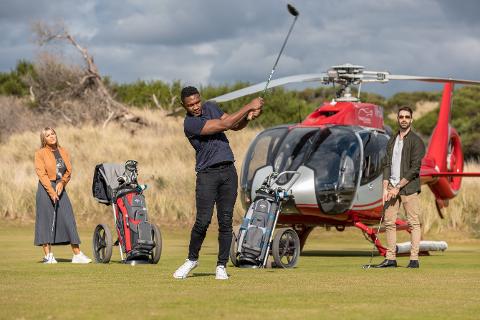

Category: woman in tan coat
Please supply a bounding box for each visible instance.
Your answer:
[34,127,91,264]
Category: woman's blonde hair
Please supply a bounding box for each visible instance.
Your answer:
[40,127,60,148]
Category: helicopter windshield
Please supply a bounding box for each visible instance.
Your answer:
[273,127,319,184]
[305,127,361,214]
[240,126,288,194]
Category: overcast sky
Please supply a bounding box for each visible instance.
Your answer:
[1,0,479,96]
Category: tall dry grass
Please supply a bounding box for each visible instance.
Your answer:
[0,108,258,227]
[0,108,479,237]
[418,162,480,238]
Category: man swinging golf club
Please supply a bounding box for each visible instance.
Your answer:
[173,86,263,280]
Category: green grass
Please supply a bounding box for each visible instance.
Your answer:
[1,225,479,320]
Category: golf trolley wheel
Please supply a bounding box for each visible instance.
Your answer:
[230,226,240,267]
[92,224,113,263]
[272,228,300,268]
[149,224,162,264]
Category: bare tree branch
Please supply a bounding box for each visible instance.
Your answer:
[30,20,147,130]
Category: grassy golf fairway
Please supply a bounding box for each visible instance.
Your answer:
[1,225,479,320]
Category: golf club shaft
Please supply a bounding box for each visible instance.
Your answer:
[262,12,298,96]
[49,200,58,258]
[364,201,390,268]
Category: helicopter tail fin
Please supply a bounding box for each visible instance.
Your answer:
[420,83,467,218]
[424,82,454,172]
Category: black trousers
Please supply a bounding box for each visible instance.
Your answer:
[188,164,238,266]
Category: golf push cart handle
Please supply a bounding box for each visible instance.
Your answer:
[272,171,301,191]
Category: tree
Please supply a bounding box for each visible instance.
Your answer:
[30,21,146,128]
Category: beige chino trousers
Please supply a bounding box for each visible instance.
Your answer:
[384,188,422,260]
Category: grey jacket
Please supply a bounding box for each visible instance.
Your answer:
[383,129,425,195]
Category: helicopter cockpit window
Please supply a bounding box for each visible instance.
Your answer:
[305,127,361,214]
[240,127,288,192]
[273,128,319,184]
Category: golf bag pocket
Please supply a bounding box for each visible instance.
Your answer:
[136,221,154,249]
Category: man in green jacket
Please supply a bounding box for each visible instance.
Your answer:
[375,106,426,268]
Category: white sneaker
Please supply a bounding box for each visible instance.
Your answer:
[43,253,57,264]
[72,252,92,264]
[173,259,198,279]
[215,265,229,280]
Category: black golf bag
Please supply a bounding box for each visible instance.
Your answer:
[231,171,301,268]
[92,160,162,264]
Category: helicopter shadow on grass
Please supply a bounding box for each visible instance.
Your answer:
[301,249,380,257]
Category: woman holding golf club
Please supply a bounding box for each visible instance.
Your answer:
[34,127,91,264]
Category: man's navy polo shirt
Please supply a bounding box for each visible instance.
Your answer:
[184,101,235,172]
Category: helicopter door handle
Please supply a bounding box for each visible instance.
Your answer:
[368,183,373,190]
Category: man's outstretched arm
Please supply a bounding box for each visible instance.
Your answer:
[200,98,263,135]
[227,109,262,131]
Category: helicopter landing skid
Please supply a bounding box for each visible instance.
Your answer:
[354,219,428,257]
[354,221,387,257]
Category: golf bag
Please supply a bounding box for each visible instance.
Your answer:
[236,192,278,267]
[234,171,300,268]
[92,160,161,263]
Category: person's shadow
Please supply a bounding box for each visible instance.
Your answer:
[37,258,72,263]
[191,272,216,277]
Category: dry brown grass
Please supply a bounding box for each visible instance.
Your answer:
[0,108,478,237]
[0,108,258,227]
[387,100,439,121]
[418,162,480,238]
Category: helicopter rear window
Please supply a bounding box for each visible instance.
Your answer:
[360,131,389,185]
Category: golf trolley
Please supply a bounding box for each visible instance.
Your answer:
[230,171,301,268]
[91,160,162,264]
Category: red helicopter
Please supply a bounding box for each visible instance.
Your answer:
[211,63,480,260]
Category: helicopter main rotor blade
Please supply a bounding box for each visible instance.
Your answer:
[386,74,480,86]
[210,73,327,102]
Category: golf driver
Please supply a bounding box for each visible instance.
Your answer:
[262,3,299,96]
[362,201,390,269]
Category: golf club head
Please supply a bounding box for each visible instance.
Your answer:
[287,4,299,17]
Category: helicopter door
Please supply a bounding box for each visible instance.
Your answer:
[240,126,289,207]
[355,131,390,207]
[304,127,362,214]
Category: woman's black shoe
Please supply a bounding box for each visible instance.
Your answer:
[374,259,397,268]
[406,260,419,268]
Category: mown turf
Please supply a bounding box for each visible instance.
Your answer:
[1,225,479,320]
